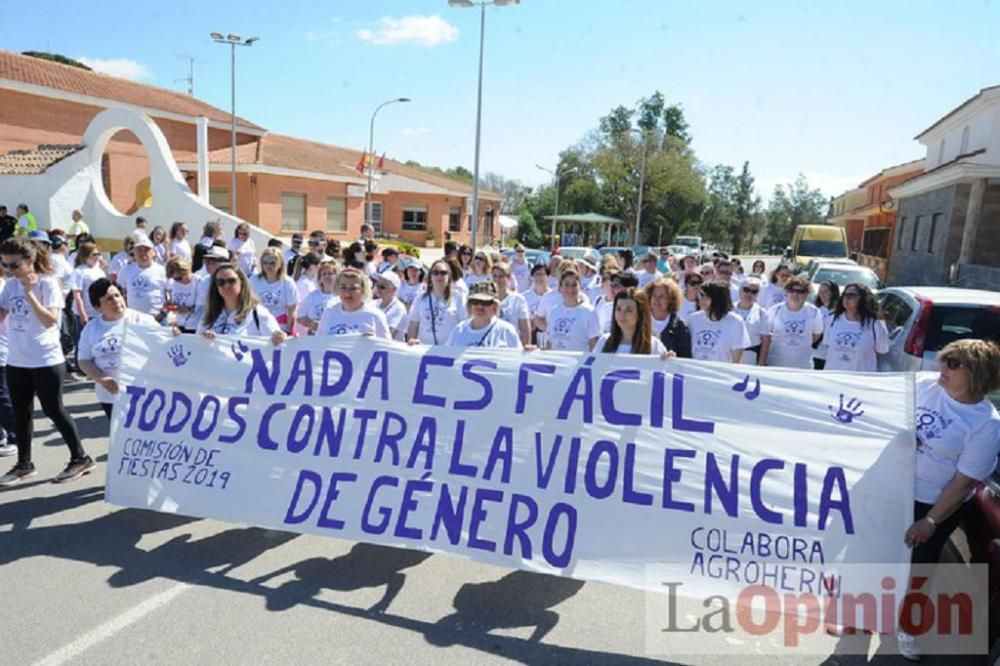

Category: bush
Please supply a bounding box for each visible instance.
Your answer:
[378,239,420,259]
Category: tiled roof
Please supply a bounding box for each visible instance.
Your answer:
[0,49,263,130]
[0,144,82,175]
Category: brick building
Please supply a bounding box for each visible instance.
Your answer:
[0,49,499,245]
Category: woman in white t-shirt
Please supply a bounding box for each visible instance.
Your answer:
[687,280,751,363]
[373,271,407,342]
[898,340,1000,657]
[407,260,466,345]
[397,260,425,309]
[192,263,286,345]
[759,275,823,368]
[169,222,192,259]
[165,255,200,334]
[464,250,492,287]
[297,259,339,335]
[70,241,106,326]
[227,222,257,275]
[732,276,770,366]
[295,253,321,302]
[317,268,390,339]
[249,247,298,336]
[812,280,840,370]
[645,275,691,358]
[822,283,889,372]
[150,226,169,265]
[596,288,668,357]
[523,264,552,347]
[0,238,94,487]
[758,264,791,309]
[445,280,522,349]
[678,272,703,324]
[491,263,531,346]
[536,269,600,352]
[77,278,158,418]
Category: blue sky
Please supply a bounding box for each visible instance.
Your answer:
[3,0,999,200]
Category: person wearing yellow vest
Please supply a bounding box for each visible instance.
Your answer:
[14,204,37,238]
[67,210,90,240]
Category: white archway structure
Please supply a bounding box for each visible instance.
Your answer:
[0,106,272,250]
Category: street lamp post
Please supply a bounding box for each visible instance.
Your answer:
[629,128,650,247]
[210,33,258,219]
[536,164,577,249]
[366,98,410,234]
[448,0,520,252]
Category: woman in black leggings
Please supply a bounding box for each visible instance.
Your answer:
[0,238,94,487]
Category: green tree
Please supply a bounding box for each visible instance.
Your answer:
[765,174,827,248]
[514,211,544,248]
[22,51,91,70]
[663,104,690,143]
[480,172,531,214]
[730,162,761,254]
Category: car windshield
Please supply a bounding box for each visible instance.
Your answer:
[815,268,881,289]
[674,238,700,248]
[558,247,589,259]
[925,306,1000,353]
[797,240,846,257]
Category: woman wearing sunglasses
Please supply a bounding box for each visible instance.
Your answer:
[406,259,466,345]
[196,263,285,346]
[445,281,522,349]
[596,287,668,357]
[249,247,298,336]
[758,274,823,368]
[732,276,770,366]
[297,259,339,335]
[491,263,531,346]
[898,339,1000,660]
[687,280,750,363]
[464,250,493,288]
[457,244,474,277]
[227,222,257,276]
[316,268,390,339]
[821,283,889,372]
[373,271,407,341]
[0,238,95,486]
[679,272,702,323]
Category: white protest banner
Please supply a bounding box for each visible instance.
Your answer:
[107,328,915,601]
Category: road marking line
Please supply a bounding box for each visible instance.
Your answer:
[32,583,191,666]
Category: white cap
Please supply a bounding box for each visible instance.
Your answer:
[378,271,401,289]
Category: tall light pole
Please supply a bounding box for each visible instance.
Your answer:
[536,164,577,249]
[211,33,258,218]
[629,128,650,247]
[367,97,410,233]
[448,0,520,252]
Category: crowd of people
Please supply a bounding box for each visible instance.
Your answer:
[1,211,998,657]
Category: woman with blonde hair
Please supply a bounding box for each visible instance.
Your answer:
[297,259,339,335]
[165,255,200,334]
[227,222,257,275]
[195,263,285,345]
[249,246,298,336]
[149,225,168,265]
[645,275,690,357]
[464,249,493,287]
[70,242,106,327]
[316,268,390,338]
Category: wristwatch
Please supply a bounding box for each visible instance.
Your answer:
[924,515,937,528]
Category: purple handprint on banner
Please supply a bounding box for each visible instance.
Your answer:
[828,394,864,424]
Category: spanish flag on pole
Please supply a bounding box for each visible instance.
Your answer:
[355,151,368,173]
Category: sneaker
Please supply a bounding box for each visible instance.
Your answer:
[0,462,37,487]
[0,443,16,457]
[896,630,922,662]
[52,456,96,484]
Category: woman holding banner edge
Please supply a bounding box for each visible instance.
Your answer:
[187,263,285,346]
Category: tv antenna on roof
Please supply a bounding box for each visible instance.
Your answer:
[174,55,201,96]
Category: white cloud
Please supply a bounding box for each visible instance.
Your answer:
[356,15,458,47]
[402,127,430,136]
[76,57,151,81]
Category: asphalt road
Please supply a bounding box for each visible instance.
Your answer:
[0,301,987,666]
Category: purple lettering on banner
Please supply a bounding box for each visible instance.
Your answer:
[705,452,739,517]
[599,368,642,426]
[503,493,538,558]
[622,443,653,506]
[542,502,577,568]
[819,466,854,534]
[395,474,434,539]
[374,411,407,466]
[650,371,666,428]
[320,351,353,397]
[138,389,166,432]
[412,355,454,407]
[430,483,468,545]
[662,448,696,512]
[163,392,192,434]
[317,472,358,530]
[454,360,496,411]
[219,396,250,444]
[405,416,436,470]
[534,433,563,490]
[351,409,379,460]
[358,351,390,401]
[483,427,513,484]
[281,350,314,396]
[122,385,146,427]
[288,405,316,454]
[314,407,347,457]
[361,475,399,535]
[191,395,221,441]
[557,357,595,424]
[671,374,715,433]
[468,488,504,552]
[245,348,280,395]
[283,469,323,524]
[584,440,618,500]
[751,458,785,525]
[793,462,808,528]
[257,403,286,450]
[563,437,582,494]
[448,420,478,478]
[515,362,556,414]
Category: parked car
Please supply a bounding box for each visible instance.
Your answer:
[553,246,601,264]
[598,246,629,259]
[804,257,857,279]
[790,224,849,269]
[664,244,690,257]
[962,468,1000,663]
[808,263,882,303]
[877,286,1000,376]
[500,247,551,266]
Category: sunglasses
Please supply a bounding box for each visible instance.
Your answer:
[842,292,860,299]
[1,261,23,270]
[942,357,963,370]
[742,287,759,294]
[431,270,450,277]
[686,281,702,287]
[308,241,321,247]
[375,283,392,290]
[215,277,238,287]
[787,288,808,294]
